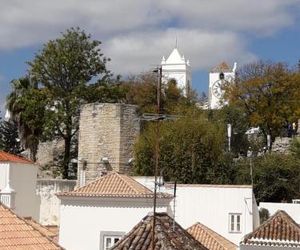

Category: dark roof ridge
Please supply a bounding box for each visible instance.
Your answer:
[112,212,208,250]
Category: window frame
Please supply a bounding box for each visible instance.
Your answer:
[100,231,125,250]
[228,213,242,233]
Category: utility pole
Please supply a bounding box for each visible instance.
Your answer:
[152,66,161,250]
[139,67,177,249]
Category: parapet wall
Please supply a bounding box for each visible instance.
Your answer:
[36,179,76,225]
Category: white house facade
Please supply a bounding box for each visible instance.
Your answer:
[0,151,39,220]
[164,184,259,245]
[259,201,300,224]
[161,47,192,96]
[57,172,173,250]
[209,62,237,109]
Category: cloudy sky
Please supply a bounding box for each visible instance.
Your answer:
[1,0,300,114]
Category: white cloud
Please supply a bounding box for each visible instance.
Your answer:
[158,0,298,35]
[104,28,256,74]
[0,0,298,75]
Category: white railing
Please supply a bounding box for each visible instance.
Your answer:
[0,191,16,209]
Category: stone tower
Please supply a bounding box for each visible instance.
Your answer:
[77,103,140,186]
[208,62,237,109]
[161,47,192,96]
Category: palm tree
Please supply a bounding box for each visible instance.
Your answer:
[6,77,43,161]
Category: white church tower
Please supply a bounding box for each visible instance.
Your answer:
[161,47,192,96]
[208,62,237,109]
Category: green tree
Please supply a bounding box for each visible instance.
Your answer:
[226,61,300,145]
[5,27,119,178]
[208,105,249,156]
[27,27,113,178]
[0,118,22,155]
[235,154,300,202]
[7,77,47,160]
[134,106,235,184]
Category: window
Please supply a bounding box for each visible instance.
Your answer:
[229,213,241,233]
[104,236,121,250]
[100,231,125,250]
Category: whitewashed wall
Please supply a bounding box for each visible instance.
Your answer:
[165,185,258,245]
[259,202,300,223]
[59,197,171,250]
[0,163,9,189]
[241,244,296,250]
[36,179,76,225]
[0,162,40,220]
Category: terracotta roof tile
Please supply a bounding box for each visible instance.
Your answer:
[112,213,208,250]
[0,203,63,249]
[242,210,300,247]
[211,62,231,73]
[0,151,33,164]
[187,222,237,250]
[57,172,173,199]
[24,217,58,240]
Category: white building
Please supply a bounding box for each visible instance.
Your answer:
[0,151,39,220]
[57,172,173,250]
[161,47,192,96]
[209,62,237,109]
[164,184,259,245]
[259,201,300,224]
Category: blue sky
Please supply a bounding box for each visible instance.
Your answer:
[1,0,300,115]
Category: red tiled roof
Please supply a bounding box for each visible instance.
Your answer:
[112,213,208,250]
[0,203,63,249]
[57,172,173,199]
[187,222,237,250]
[242,210,300,247]
[24,217,58,240]
[0,151,33,164]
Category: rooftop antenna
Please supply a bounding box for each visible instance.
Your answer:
[175,35,178,49]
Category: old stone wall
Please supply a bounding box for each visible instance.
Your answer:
[78,103,140,185]
[36,179,76,225]
[272,137,292,154]
[36,139,65,178]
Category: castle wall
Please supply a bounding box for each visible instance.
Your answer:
[78,103,140,185]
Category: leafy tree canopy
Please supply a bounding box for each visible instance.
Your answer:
[8,27,123,178]
[235,153,300,202]
[0,117,22,155]
[226,61,300,143]
[133,106,236,184]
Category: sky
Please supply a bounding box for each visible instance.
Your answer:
[1,0,300,115]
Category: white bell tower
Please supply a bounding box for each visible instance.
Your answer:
[161,47,192,96]
[208,62,237,109]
